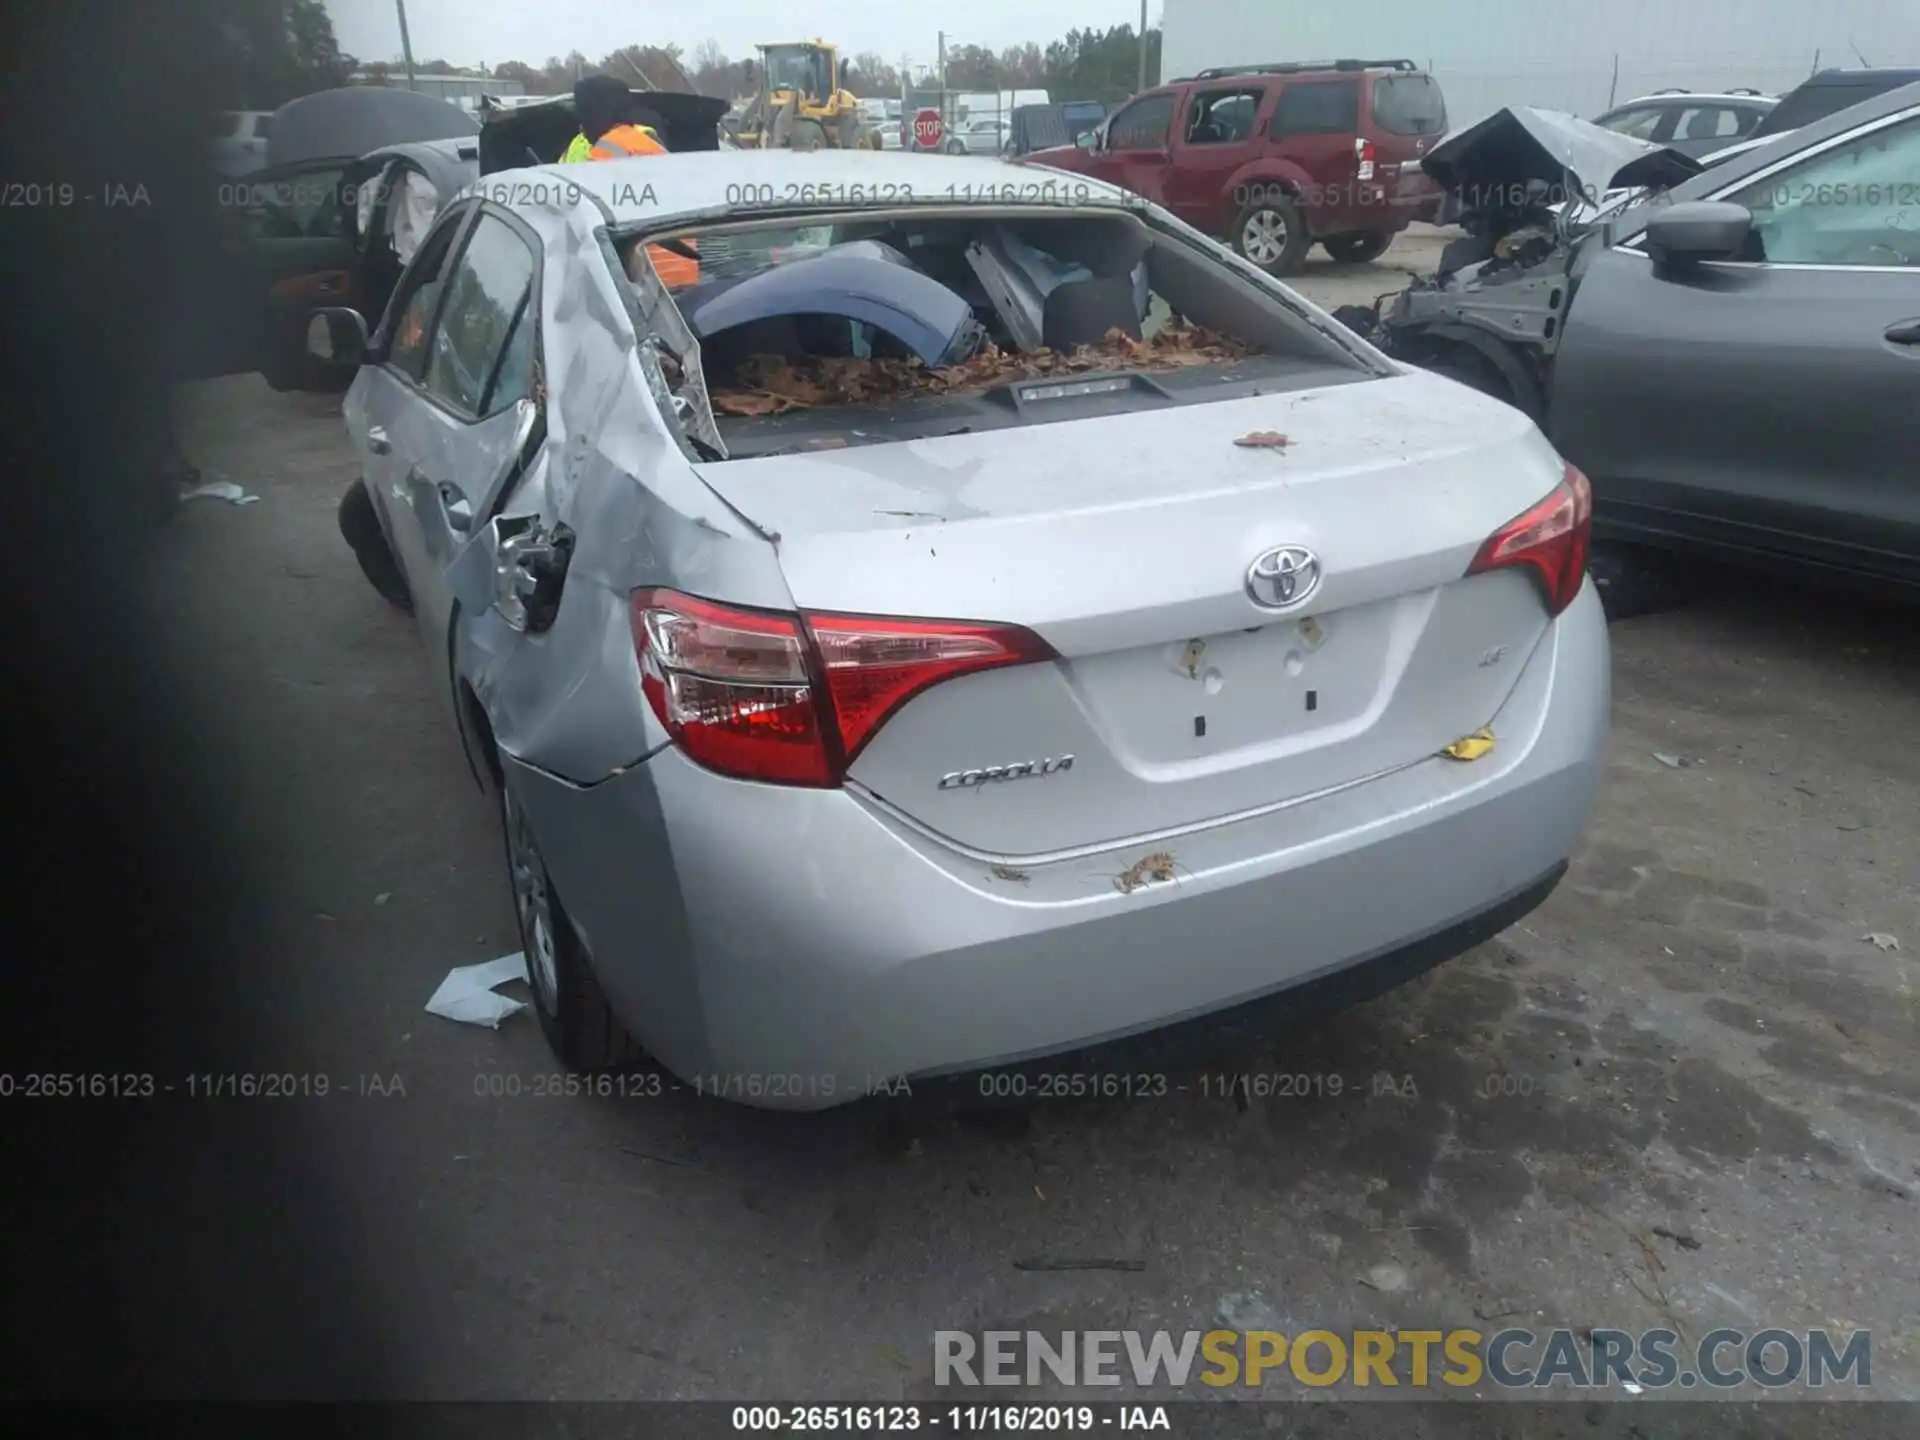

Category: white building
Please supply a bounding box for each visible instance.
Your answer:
[1160,1,1919,128]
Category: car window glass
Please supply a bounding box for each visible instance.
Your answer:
[1677,106,1742,141]
[1727,114,1920,267]
[485,294,536,413]
[1108,94,1175,150]
[246,165,347,239]
[1185,89,1262,145]
[1370,75,1446,136]
[1603,107,1666,140]
[1270,81,1359,137]
[424,214,539,417]
[1731,106,1765,136]
[387,216,466,382]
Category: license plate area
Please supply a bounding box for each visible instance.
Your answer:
[1063,607,1393,767]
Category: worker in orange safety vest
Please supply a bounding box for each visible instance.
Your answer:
[563,75,699,289]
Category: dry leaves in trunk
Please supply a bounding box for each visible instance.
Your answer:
[708,319,1254,417]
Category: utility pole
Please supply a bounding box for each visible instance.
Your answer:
[394,0,417,91]
[1137,0,1147,94]
[937,31,949,141]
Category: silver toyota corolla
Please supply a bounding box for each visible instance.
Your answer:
[316,151,1609,1109]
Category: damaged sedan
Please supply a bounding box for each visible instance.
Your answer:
[306,150,1608,1107]
[1342,86,1920,602]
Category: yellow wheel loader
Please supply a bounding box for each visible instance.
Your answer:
[733,41,883,152]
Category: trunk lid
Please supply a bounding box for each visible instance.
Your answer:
[693,371,1569,857]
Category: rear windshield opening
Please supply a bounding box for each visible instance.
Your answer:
[618,210,1369,458]
[1370,74,1448,136]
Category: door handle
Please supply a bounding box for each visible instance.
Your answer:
[440,483,472,533]
[366,425,392,455]
[1885,320,1920,345]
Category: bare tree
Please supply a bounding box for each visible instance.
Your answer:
[690,38,734,98]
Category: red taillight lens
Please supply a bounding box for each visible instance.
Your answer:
[810,615,1056,765]
[631,590,1055,787]
[1466,462,1594,617]
[632,590,830,786]
[1355,137,1377,179]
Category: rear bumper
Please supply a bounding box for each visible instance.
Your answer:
[504,580,1609,1110]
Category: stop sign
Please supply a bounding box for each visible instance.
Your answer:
[913,108,944,149]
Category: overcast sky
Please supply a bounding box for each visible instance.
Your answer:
[327,2,1162,73]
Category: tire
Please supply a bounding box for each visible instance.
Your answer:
[946,139,966,155]
[260,332,304,393]
[1322,231,1394,264]
[1230,193,1312,276]
[1422,346,1511,404]
[501,780,644,1073]
[336,478,413,612]
[1417,341,1548,425]
[787,120,825,153]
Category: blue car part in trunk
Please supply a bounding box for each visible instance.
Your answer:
[678,241,986,368]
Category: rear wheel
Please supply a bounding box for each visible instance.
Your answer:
[336,479,412,612]
[1230,194,1312,276]
[946,139,966,155]
[1323,231,1394,264]
[501,781,644,1073]
[787,120,825,152]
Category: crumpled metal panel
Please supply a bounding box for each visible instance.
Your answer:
[449,191,793,785]
[1421,106,1701,203]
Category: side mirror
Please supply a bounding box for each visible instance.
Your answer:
[306,306,371,368]
[1075,130,1100,151]
[1644,201,1753,268]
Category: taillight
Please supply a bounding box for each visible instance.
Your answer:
[633,590,830,786]
[1466,462,1593,617]
[1355,137,1377,181]
[631,589,1055,787]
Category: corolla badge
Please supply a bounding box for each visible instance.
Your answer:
[938,756,1075,790]
[1245,545,1322,610]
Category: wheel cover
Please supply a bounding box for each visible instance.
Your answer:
[1241,208,1288,265]
[503,789,559,1013]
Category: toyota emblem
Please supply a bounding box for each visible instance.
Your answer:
[1245,545,1322,610]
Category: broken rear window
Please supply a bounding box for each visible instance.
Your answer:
[619,208,1373,458]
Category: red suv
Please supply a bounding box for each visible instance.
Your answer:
[1024,60,1449,275]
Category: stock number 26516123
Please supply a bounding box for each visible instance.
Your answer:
[725,182,916,207]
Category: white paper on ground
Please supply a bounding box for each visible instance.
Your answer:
[185,481,260,506]
[425,952,531,1029]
